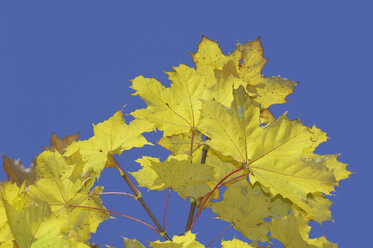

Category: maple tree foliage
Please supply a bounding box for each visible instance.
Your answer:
[0,36,350,248]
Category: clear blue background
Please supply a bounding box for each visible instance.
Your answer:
[0,1,371,247]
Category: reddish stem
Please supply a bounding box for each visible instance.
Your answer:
[93,192,137,199]
[216,173,250,190]
[189,164,248,231]
[206,224,233,248]
[163,188,171,230]
[190,129,195,157]
[67,204,160,234]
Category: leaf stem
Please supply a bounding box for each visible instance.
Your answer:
[206,224,233,248]
[67,204,160,234]
[189,129,195,157]
[163,188,171,231]
[110,154,171,241]
[92,192,137,199]
[216,173,250,189]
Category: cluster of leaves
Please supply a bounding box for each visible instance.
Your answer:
[0,37,350,248]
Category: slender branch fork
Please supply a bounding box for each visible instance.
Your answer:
[189,164,249,231]
[110,154,171,241]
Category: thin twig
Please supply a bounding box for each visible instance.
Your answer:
[206,224,233,248]
[110,154,171,241]
[67,204,159,234]
[185,201,196,232]
[185,136,209,232]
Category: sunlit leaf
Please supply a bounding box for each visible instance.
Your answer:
[131,65,208,136]
[131,155,214,200]
[211,181,271,242]
[221,238,254,248]
[123,236,145,248]
[201,86,348,223]
[270,210,337,248]
[149,231,204,248]
[65,110,153,175]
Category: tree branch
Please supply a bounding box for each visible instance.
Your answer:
[110,154,171,241]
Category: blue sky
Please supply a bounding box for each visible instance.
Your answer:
[0,1,372,247]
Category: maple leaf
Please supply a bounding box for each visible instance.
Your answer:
[44,132,79,154]
[35,150,81,179]
[149,231,204,248]
[0,182,30,246]
[221,238,254,248]
[2,197,90,248]
[2,155,37,186]
[200,86,348,223]
[192,36,298,109]
[200,86,262,164]
[210,181,271,242]
[1,132,80,187]
[157,134,246,203]
[191,35,242,87]
[131,65,209,136]
[158,133,204,156]
[28,176,109,242]
[123,237,146,248]
[65,110,153,176]
[26,150,109,242]
[269,210,337,248]
[131,154,215,200]
[303,154,351,185]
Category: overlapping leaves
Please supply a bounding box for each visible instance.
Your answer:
[129,37,349,247]
[1,37,349,247]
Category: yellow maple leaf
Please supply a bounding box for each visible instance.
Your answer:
[0,182,30,245]
[200,86,347,223]
[3,197,90,248]
[200,86,262,164]
[65,110,153,175]
[191,36,242,87]
[192,36,298,109]
[131,154,215,200]
[35,150,80,179]
[131,65,210,136]
[247,115,337,223]
[221,238,254,248]
[122,237,145,248]
[157,134,246,203]
[211,181,271,242]
[270,210,337,248]
[157,133,204,156]
[28,174,109,242]
[149,231,204,248]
